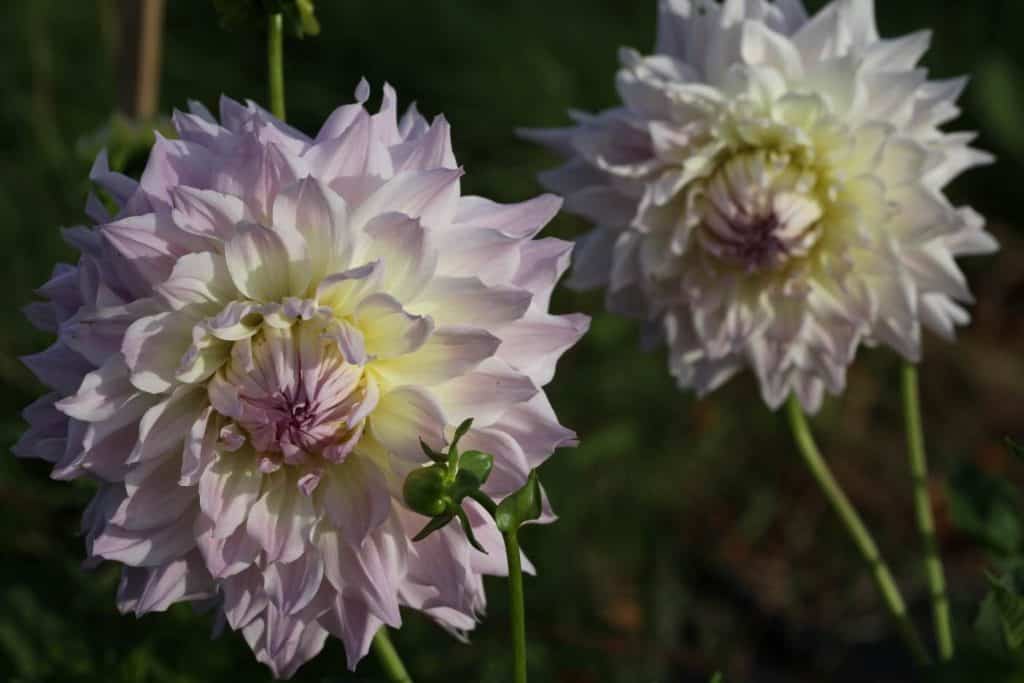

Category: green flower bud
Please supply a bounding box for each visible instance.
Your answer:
[404,419,504,553]
[402,465,450,518]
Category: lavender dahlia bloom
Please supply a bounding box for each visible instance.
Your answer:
[16,82,588,678]
[526,0,996,412]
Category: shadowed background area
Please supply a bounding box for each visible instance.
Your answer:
[2,1,1023,681]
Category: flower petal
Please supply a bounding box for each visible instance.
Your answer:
[199,454,264,539]
[369,385,446,460]
[362,213,438,303]
[371,325,500,387]
[317,457,391,545]
[225,222,302,301]
[354,293,434,360]
[414,276,532,326]
[272,177,351,283]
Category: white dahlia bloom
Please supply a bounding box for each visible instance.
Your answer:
[16,82,587,677]
[526,0,996,412]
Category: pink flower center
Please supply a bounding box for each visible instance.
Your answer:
[209,320,374,470]
[696,151,824,273]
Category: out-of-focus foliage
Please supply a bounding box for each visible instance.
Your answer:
[213,0,320,38]
[2,1,1023,682]
[941,441,1024,681]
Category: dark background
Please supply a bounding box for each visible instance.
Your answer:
[2,1,1024,681]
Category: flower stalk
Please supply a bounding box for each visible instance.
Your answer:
[267,12,286,120]
[372,629,413,683]
[785,396,932,667]
[901,362,954,660]
[465,490,530,683]
[404,427,542,683]
[503,526,528,683]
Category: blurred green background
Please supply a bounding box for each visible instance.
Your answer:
[2,1,1024,681]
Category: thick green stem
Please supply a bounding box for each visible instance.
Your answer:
[785,396,932,667]
[372,628,413,683]
[267,13,286,120]
[503,529,528,683]
[901,362,954,660]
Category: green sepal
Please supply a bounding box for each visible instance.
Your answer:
[496,470,542,534]
[449,418,474,456]
[457,451,493,487]
[468,489,498,516]
[420,438,447,464]
[456,507,486,553]
[412,512,454,542]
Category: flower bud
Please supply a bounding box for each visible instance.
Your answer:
[404,422,499,552]
[402,465,450,518]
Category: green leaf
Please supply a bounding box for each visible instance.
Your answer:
[977,588,1008,654]
[496,470,543,533]
[1008,438,1024,463]
[989,572,1024,651]
[949,461,1022,556]
[709,674,724,683]
[975,55,1024,164]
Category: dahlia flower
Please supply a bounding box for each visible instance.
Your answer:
[16,81,587,678]
[526,0,996,412]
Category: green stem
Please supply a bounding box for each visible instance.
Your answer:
[901,362,954,660]
[503,529,528,683]
[785,396,932,667]
[267,13,286,120]
[372,628,413,683]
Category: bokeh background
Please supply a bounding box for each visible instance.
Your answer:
[2,1,1024,681]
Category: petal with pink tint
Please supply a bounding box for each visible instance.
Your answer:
[351,168,463,233]
[122,311,196,393]
[169,186,245,243]
[496,312,590,386]
[245,472,316,564]
[157,251,236,313]
[272,177,351,282]
[362,212,437,303]
[56,355,136,423]
[198,454,264,540]
[128,385,206,464]
[117,551,215,616]
[432,357,538,425]
[318,457,391,545]
[414,276,532,326]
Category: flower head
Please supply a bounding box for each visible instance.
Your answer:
[526,0,996,412]
[16,81,587,678]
